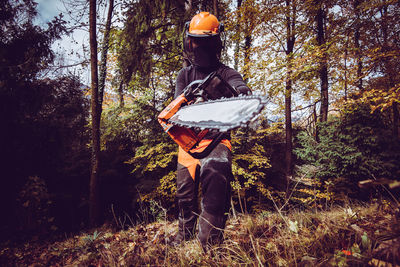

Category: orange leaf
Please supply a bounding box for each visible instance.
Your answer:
[342,250,352,256]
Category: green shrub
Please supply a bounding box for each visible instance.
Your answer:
[16,176,56,234]
[231,122,274,212]
[294,103,400,199]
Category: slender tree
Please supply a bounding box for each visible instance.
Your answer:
[88,0,115,226]
[98,0,115,108]
[315,0,329,122]
[257,0,303,186]
[284,0,296,183]
[183,0,193,68]
[89,0,100,226]
[233,0,243,70]
[359,1,400,138]
[213,0,219,18]
[241,0,257,81]
[378,3,399,138]
[117,80,124,107]
[379,4,400,138]
[353,0,363,91]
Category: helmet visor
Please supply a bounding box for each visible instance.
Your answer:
[188,29,219,36]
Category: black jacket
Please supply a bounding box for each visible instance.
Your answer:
[174,63,251,140]
[174,63,251,98]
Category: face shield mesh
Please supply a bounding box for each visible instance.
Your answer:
[183,35,223,67]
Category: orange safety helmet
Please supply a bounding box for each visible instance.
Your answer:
[186,12,224,37]
[183,12,225,67]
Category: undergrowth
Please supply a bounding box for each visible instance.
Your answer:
[1,201,399,266]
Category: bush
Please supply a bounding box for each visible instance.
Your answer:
[231,121,275,212]
[294,103,400,199]
[16,176,55,235]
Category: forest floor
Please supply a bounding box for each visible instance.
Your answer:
[0,201,399,266]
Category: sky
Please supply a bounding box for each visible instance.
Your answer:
[36,0,62,23]
[35,0,91,83]
[34,0,127,85]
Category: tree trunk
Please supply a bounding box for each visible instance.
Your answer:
[285,79,293,178]
[243,35,252,82]
[316,2,329,122]
[213,0,219,18]
[344,35,349,101]
[98,0,114,107]
[183,0,192,68]
[353,0,363,91]
[243,0,252,82]
[285,0,295,191]
[394,102,399,138]
[378,5,398,138]
[344,50,348,101]
[313,103,319,142]
[201,0,208,11]
[89,0,100,227]
[234,0,242,70]
[118,80,124,108]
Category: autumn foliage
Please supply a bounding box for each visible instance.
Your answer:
[1,0,399,265]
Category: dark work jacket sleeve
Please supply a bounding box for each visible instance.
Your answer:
[174,64,251,99]
[219,67,251,96]
[174,68,187,99]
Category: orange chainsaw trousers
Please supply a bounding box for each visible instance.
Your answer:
[176,140,232,249]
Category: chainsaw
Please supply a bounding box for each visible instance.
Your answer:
[158,71,267,159]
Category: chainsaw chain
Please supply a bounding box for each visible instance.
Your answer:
[168,94,267,132]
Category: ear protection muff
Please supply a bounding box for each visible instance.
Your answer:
[218,23,224,34]
[218,23,225,50]
[184,21,190,34]
[182,21,192,53]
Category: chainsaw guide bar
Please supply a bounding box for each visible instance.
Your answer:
[168,94,267,132]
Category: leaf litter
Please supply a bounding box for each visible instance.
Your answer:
[0,202,399,266]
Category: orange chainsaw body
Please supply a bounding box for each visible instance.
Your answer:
[158,71,240,158]
[158,93,208,153]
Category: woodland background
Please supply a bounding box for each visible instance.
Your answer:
[1,0,399,247]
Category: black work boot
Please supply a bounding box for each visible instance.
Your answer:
[168,196,198,246]
[171,165,199,246]
[168,231,188,247]
[197,144,232,251]
[168,217,197,246]
[198,209,226,251]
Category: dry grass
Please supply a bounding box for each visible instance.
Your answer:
[1,201,399,266]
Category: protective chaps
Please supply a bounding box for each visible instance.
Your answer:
[176,143,232,249]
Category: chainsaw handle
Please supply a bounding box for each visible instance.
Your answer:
[184,80,203,100]
[188,133,225,159]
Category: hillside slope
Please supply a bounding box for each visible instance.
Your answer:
[1,202,399,266]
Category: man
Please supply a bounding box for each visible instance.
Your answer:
[172,12,251,250]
